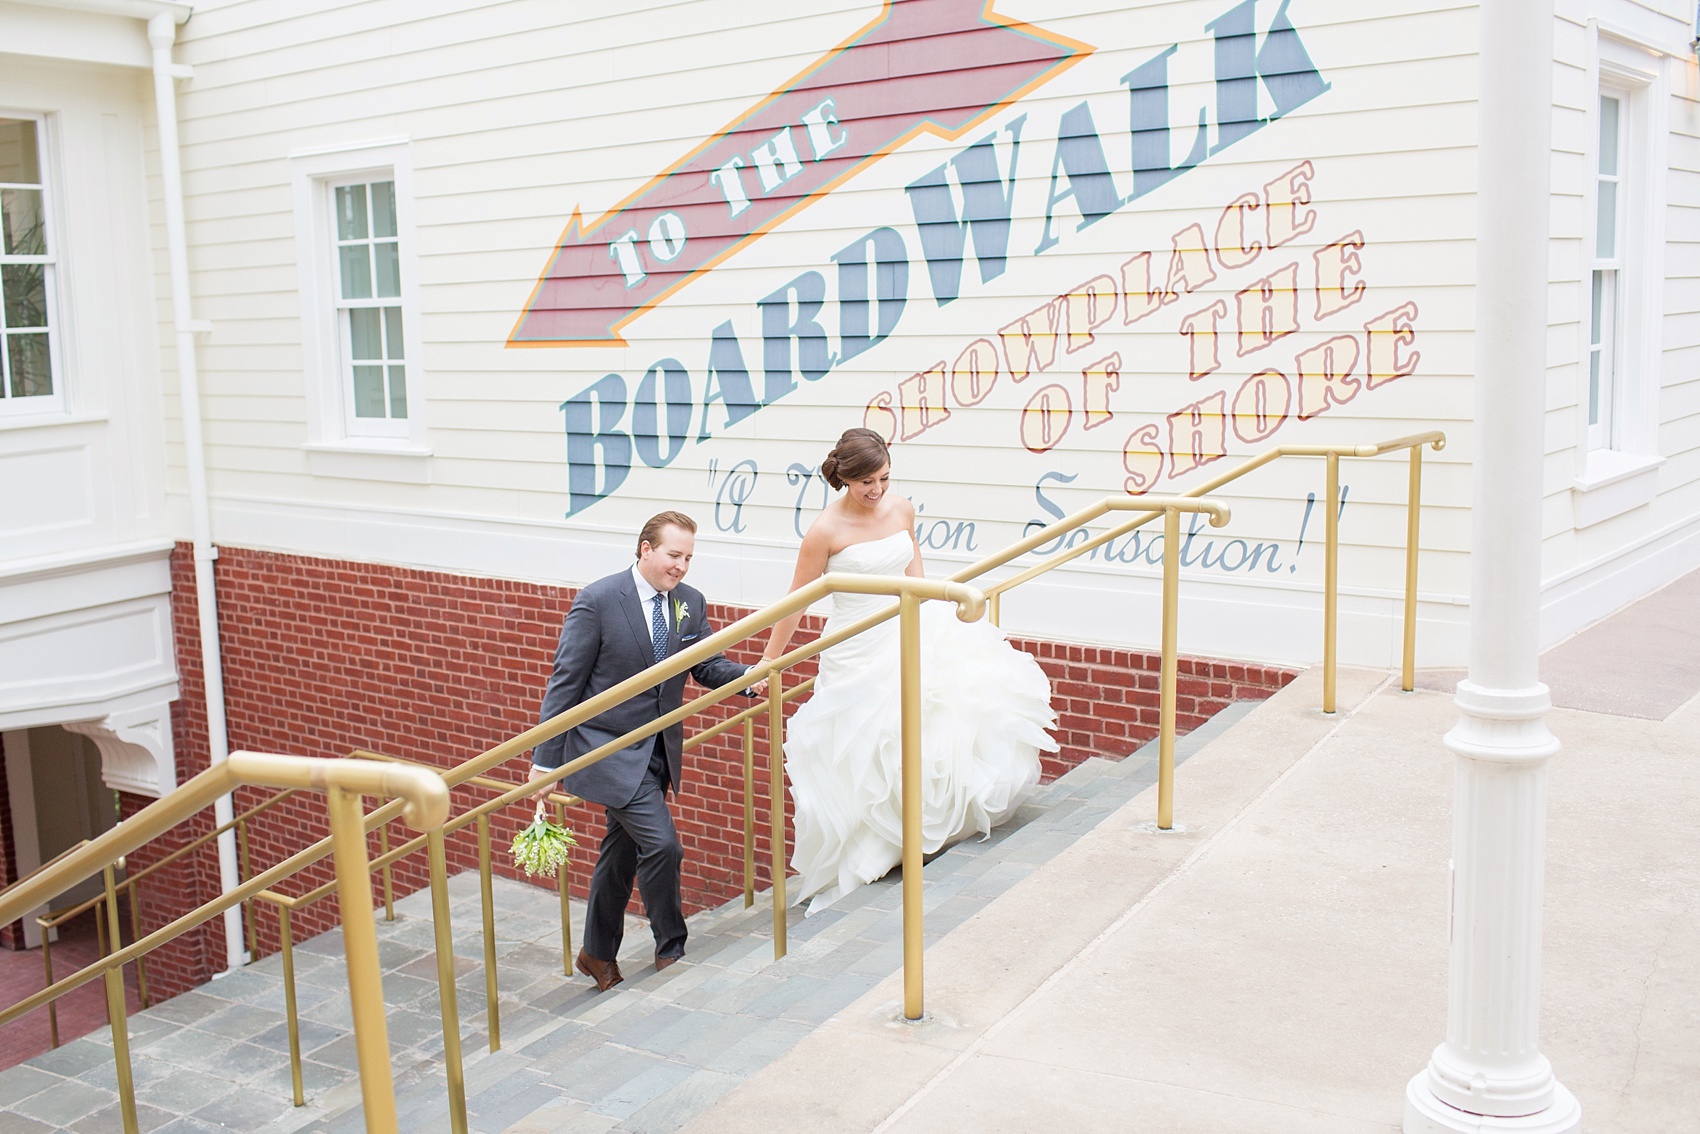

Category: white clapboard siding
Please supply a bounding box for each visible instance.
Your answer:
[1535,0,1700,644]
[148,0,1508,665]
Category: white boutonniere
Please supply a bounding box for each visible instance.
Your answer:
[673,597,689,626]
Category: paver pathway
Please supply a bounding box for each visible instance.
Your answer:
[0,708,1249,1134]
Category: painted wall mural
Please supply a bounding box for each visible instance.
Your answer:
[515,0,1428,608]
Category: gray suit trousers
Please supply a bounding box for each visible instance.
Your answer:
[583,738,686,961]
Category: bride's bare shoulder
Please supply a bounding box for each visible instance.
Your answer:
[798,506,848,555]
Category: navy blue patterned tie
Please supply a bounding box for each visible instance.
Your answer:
[650,592,668,666]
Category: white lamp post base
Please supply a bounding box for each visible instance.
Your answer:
[1405,1071,1581,1133]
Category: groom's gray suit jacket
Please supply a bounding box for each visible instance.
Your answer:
[532,570,748,808]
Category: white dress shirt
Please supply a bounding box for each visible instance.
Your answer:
[631,565,670,649]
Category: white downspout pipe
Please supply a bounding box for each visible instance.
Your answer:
[148,12,247,972]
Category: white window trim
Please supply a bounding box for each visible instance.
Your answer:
[290,137,431,479]
[1570,23,1668,526]
[0,109,68,424]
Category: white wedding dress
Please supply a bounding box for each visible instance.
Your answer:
[784,531,1059,910]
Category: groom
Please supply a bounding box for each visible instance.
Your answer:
[528,511,762,992]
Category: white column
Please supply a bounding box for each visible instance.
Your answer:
[1403,2,1579,1131]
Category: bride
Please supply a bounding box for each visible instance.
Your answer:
[760,427,1058,910]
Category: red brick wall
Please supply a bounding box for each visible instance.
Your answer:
[137,543,1293,994]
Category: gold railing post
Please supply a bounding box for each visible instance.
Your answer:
[102,863,139,1134]
[427,829,469,1134]
[768,671,787,959]
[239,814,256,958]
[279,905,304,1107]
[324,783,399,1134]
[742,717,756,909]
[41,920,57,1048]
[554,799,573,974]
[986,591,1000,626]
[899,591,925,1021]
[1323,450,1340,714]
[476,814,500,1052]
[1158,507,1180,832]
[127,884,150,1008]
[1402,443,1424,692]
[379,822,394,922]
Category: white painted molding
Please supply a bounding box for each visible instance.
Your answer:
[303,442,433,484]
[0,538,175,587]
[8,0,190,24]
[1570,450,1663,528]
[62,701,177,797]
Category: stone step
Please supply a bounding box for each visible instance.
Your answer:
[0,698,1266,1134]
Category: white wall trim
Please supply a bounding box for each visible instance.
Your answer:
[1570,449,1663,527]
[0,537,174,586]
[63,701,176,797]
[1540,507,1700,647]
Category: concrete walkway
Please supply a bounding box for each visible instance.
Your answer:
[681,583,1700,1131]
[6,572,1695,1132]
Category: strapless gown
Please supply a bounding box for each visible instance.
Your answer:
[784,531,1058,910]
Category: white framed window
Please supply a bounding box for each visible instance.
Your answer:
[331,178,409,433]
[1586,88,1623,453]
[291,139,429,477]
[1570,25,1669,526]
[0,114,64,418]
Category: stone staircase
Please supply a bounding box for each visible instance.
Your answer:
[0,704,1253,1134]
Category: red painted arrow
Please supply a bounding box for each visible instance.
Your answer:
[509,0,1090,347]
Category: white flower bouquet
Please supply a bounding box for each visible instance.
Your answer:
[510,816,577,879]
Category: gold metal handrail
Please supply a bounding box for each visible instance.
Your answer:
[246,749,582,1115]
[693,431,1441,951]
[0,429,1440,1131]
[27,778,314,1052]
[0,753,447,1134]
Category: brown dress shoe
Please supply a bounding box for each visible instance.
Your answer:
[575,948,623,992]
[654,953,680,972]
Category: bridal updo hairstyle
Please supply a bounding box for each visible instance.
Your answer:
[820,428,891,490]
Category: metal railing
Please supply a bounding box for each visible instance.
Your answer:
[0,753,448,1134]
[694,430,1444,928]
[0,429,1443,1131]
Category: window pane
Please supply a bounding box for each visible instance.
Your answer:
[349,307,382,359]
[370,181,397,239]
[1588,350,1601,426]
[382,306,404,361]
[1598,96,1620,176]
[387,364,408,418]
[1,188,46,255]
[373,240,400,298]
[335,184,368,241]
[1595,181,1617,259]
[0,119,41,184]
[2,263,47,329]
[339,243,372,300]
[7,332,51,397]
[352,365,386,417]
[1589,271,1604,345]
